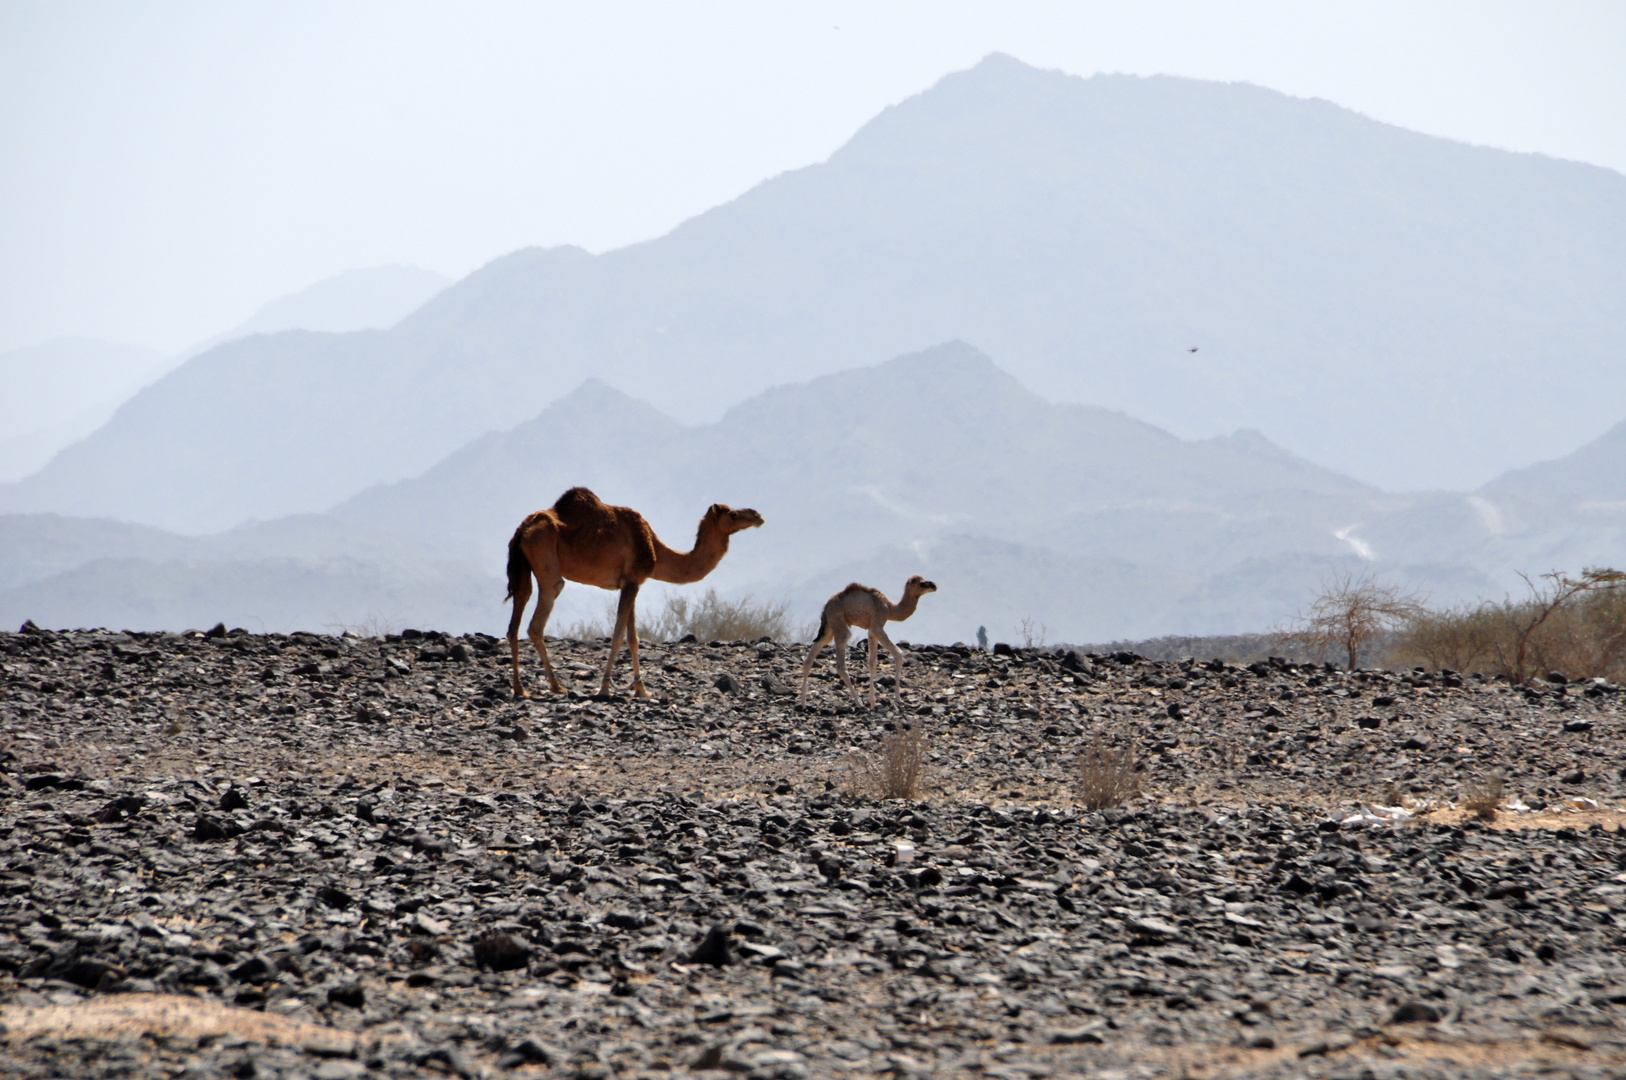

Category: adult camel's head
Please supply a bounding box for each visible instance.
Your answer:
[705,504,765,536]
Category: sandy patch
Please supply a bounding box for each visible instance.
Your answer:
[1152,1028,1624,1078]
[1422,805,1626,832]
[0,993,368,1052]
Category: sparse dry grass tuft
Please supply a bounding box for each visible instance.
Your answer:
[852,721,929,800]
[1462,772,1504,822]
[648,588,791,643]
[324,613,401,640]
[1019,616,1048,649]
[1077,738,1140,811]
[561,588,793,643]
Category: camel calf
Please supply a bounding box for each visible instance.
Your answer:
[799,575,937,708]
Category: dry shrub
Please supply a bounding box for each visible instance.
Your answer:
[1461,772,1504,822]
[325,614,400,639]
[561,588,793,643]
[644,588,791,643]
[1389,604,1503,673]
[1019,616,1047,649]
[1077,738,1141,811]
[1386,567,1626,683]
[852,721,928,800]
[1532,581,1626,681]
[1282,570,1425,669]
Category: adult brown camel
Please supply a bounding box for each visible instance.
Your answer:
[505,487,764,699]
[798,575,937,708]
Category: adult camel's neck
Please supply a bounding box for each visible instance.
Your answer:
[650,520,730,584]
[887,590,923,622]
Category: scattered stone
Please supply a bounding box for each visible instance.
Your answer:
[192,814,244,841]
[326,982,365,1009]
[471,933,531,972]
[1,627,1622,1078]
[688,924,734,967]
[1389,1001,1441,1024]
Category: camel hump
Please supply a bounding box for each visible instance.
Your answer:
[552,486,607,523]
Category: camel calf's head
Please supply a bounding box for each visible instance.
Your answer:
[708,504,765,535]
[905,575,938,595]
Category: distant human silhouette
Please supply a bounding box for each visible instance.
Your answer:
[976,625,988,651]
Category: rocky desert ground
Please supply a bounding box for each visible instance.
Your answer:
[2,623,1625,1079]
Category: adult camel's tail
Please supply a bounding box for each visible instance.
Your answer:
[504,522,532,603]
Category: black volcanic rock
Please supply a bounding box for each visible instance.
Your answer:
[0,627,1623,1078]
[688,925,734,967]
[471,933,531,972]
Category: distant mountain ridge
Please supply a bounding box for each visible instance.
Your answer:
[178,264,451,358]
[4,54,1624,532]
[0,265,450,491]
[9,342,1615,642]
[0,339,168,482]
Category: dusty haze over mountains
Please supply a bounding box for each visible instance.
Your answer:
[0,340,1620,643]
[1,54,1622,643]
[0,266,449,483]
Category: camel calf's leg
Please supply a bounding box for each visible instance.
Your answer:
[834,627,863,707]
[875,627,908,690]
[866,632,880,709]
[798,622,836,704]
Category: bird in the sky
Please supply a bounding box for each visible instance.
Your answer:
[1187,347,1198,353]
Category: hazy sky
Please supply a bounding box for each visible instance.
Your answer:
[2,1,1622,355]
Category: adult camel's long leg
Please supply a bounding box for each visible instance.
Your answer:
[512,531,566,696]
[625,587,650,699]
[600,582,639,696]
[798,608,838,703]
[525,573,567,696]
[506,564,533,697]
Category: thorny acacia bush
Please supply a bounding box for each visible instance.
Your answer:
[1076,738,1141,811]
[561,588,793,644]
[1389,604,1504,673]
[1282,570,1426,670]
[1388,568,1626,683]
[851,721,929,801]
